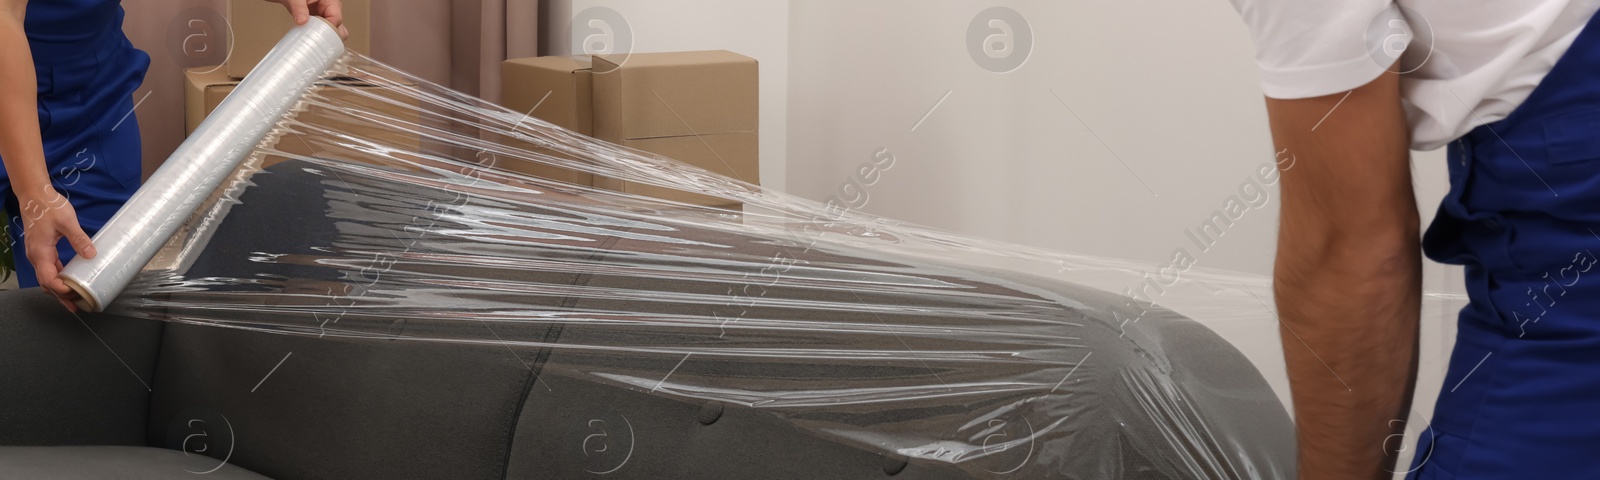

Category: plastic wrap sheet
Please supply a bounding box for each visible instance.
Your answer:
[80,44,1464,478]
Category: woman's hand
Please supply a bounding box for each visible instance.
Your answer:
[16,187,93,312]
[268,0,348,39]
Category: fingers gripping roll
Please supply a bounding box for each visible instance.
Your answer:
[58,19,346,312]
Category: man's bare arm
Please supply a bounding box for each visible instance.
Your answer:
[1266,69,1422,479]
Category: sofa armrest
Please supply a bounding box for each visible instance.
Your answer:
[0,288,163,446]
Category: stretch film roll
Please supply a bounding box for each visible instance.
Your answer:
[59,20,345,312]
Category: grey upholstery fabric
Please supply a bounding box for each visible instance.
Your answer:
[0,288,163,447]
[146,325,539,480]
[0,446,270,479]
[503,230,992,479]
[143,164,552,480]
[506,373,973,480]
[501,219,1295,479]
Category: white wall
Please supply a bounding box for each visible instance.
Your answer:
[541,0,790,192]
[787,0,1458,287]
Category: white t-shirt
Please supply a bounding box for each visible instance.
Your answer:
[1230,0,1600,150]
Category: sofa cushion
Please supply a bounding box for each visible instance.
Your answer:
[0,446,270,479]
[0,288,163,446]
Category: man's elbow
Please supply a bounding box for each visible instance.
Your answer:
[1279,216,1421,286]
[1337,225,1420,277]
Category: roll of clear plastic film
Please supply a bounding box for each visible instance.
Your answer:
[60,19,346,312]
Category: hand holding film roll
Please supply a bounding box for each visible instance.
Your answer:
[58,19,346,312]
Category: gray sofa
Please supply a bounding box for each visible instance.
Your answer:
[0,160,1294,478]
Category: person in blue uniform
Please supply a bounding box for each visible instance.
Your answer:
[1228,0,1600,478]
[0,0,346,309]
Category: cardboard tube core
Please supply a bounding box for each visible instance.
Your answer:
[62,276,100,313]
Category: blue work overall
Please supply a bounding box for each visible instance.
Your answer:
[1408,10,1600,479]
[0,1,147,288]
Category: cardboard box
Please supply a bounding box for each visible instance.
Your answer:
[499,56,596,186]
[184,67,420,167]
[502,57,594,135]
[226,0,372,79]
[596,133,758,208]
[593,50,759,141]
[593,51,759,208]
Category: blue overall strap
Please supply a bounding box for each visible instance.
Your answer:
[1409,9,1600,480]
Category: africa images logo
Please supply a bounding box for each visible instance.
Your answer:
[571,6,634,64]
[966,410,1037,475]
[166,7,232,70]
[1364,6,1434,74]
[165,409,237,475]
[581,412,636,475]
[968,7,1034,74]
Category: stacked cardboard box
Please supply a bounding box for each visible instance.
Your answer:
[500,50,759,209]
[594,51,758,209]
[499,57,596,186]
